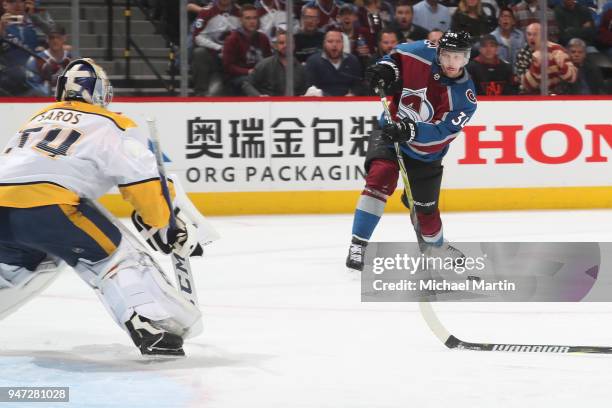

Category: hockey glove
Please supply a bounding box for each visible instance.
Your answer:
[381,117,417,144]
[131,208,204,258]
[365,62,398,93]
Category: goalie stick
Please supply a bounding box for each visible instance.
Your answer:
[146,118,199,307]
[375,86,612,355]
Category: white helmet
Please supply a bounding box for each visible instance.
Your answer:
[55,58,113,108]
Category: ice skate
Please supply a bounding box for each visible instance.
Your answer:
[421,240,465,262]
[346,237,368,272]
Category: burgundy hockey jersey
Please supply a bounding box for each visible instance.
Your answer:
[192,4,242,50]
[378,40,478,161]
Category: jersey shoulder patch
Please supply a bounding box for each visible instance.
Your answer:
[449,81,478,113]
[465,88,477,104]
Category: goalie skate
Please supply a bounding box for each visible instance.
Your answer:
[125,312,185,357]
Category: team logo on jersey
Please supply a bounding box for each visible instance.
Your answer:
[466,89,477,104]
[398,87,434,122]
[433,73,440,81]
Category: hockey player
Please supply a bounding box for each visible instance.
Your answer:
[0,58,206,356]
[346,31,477,272]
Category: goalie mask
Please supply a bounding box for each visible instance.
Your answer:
[55,58,113,108]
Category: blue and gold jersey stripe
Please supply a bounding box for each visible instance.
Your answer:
[0,181,80,208]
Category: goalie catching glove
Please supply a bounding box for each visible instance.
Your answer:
[131,208,204,258]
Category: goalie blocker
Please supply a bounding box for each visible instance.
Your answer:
[135,172,220,258]
[131,207,204,258]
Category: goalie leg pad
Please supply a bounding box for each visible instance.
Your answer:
[0,258,64,320]
[74,236,202,338]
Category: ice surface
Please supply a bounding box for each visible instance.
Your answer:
[2,210,612,408]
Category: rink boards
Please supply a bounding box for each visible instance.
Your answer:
[1,96,610,215]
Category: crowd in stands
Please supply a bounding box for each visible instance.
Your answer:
[0,0,71,96]
[183,0,612,96]
[1,0,611,96]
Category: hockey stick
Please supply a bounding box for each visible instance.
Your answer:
[146,118,199,307]
[376,88,612,354]
[375,84,420,232]
[419,301,612,354]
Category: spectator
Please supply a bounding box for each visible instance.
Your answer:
[304,0,342,29]
[294,5,324,63]
[369,27,399,61]
[222,4,272,95]
[598,7,612,55]
[427,28,444,45]
[191,0,241,96]
[512,0,559,42]
[256,0,299,38]
[554,0,596,46]
[24,0,55,37]
[336,5,375,62]
[187,0,209,25]
[0,0,44,96]
[412,0,451,32]
[451,0,491,40]
[388,0,429,43]
[566,37,605,94]
[490,7,526,73]
[519,23,577,94]
[366,28,400,95]
[548,0,596,7]
[467,34,516,95]
[243,31,309,96]
[357,0,393,36]
[366,27,399,69]
[1,0,41,56]
[25,25,71,96]
[305,28,365,95]
[480,0,498,32]
[481,0,500,24]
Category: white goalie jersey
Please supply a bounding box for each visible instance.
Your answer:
[0,100,173,227]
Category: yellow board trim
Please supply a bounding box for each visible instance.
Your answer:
[99,186,612,217]
[59,204,118,255]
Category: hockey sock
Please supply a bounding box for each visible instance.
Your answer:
[351,188,387,241]
[417,210,443,245]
